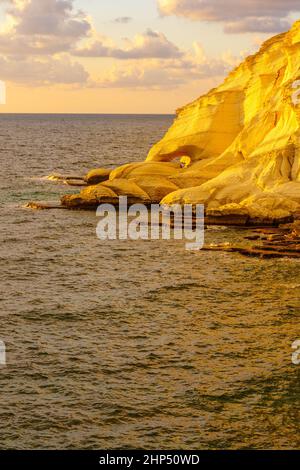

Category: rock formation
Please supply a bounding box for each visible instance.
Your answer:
[62,21,300,223]
[202,221,300,259]
[84,168,112,185]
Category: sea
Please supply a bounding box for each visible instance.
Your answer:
[0,114,299,449]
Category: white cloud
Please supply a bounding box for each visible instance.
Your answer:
[93,43,240,89]
[157,0,298,33]
[0,32,81,55]
[0,55,89,84]
[0,0,252,90]
[0,0,91,55]
[224,17,292,34]
[0,0,91,85]
[73,29,183,60]
[93,64,186,89]
[14,0,90,37]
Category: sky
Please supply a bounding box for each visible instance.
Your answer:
[0,0,299,113]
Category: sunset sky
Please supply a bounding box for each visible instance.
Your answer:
[0,0,299,113]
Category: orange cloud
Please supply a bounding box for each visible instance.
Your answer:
[73,29,183,60]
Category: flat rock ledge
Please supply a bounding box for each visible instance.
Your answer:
[42,20,300,224]
[25,201,66,210]
[203,221,300,259]
[60,192,294,228]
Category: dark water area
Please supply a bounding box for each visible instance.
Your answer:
[0,114,299,450]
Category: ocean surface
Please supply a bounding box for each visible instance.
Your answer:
[0,114,299,450]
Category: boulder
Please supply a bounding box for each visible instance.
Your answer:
[109,161,181,181]
[129,176,179,203]
[84,168,111,185]
[101,178,151,204]
[61,185,118,209]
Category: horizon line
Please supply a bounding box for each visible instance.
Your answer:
[0,112,175,116]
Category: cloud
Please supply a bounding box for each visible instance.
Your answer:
[0,0,250,91]
[0,33,82,55]
[0,55,89,85]
[73,29,183,59]
[113,17,132,24]
[224,17,292,34]
[93,64,186,89]
[0,0,91,55]
[157,0,298,33]
[14,0,90,37]
[93,43,240,89]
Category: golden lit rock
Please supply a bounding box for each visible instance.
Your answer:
[61,185,118,209]
[101,178,151,203]
[62,21,300,221]
[84,168,111,185]
[129,175,179,203]
[150,21,300,219]
[109,161,181,180]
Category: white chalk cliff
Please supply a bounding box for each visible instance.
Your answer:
[63,21,300,221]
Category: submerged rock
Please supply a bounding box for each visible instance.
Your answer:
[61,21,300,221]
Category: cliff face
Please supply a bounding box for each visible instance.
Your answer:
[63,21,300,221]
[145,21,300,219]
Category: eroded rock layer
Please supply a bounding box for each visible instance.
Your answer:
[62,21,300,221]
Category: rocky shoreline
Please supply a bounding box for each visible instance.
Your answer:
[25,171,300,260]
[26,22,300,247]
[203,222,300,259]
[27,169,296,227]
[25,21,300,261]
